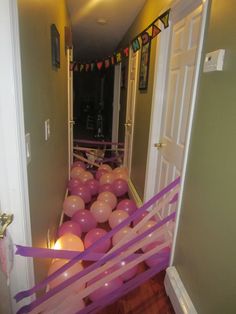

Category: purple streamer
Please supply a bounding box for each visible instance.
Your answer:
[16,212,175,314]
[15,177,179,303]
[74,139,124,147]
[15,244,169,262]
[77,259,169,314]
[15,177,180,313]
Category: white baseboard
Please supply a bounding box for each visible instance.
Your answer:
[164,266,198,314]
[128,178,143,207]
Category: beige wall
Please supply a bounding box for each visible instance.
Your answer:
[173,1,236,312]
[18,0,69,284]
[119,0,171,199]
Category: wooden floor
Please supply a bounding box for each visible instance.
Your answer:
[98,271,175,314]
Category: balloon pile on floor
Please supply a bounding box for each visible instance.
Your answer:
[47,160,170,310]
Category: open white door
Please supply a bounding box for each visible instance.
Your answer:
[112,63,121,148]
[124,48,139,173]
[145,0,208,220]
[67,48,74,176]
[0,0,35,312]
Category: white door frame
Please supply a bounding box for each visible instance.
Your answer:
[124,48,139,173]
[0,0,35,311]
[144,0,209,264]
[112,63,121,147]
[67,48,74,177]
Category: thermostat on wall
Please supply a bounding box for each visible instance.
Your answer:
[203,49,225,72]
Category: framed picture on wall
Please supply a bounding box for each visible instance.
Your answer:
[139,41,151,90]
[51,24,60,68]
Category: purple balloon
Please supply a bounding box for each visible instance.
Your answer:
[71,161,86,170]
[85,179,100,196]
[112,257,138,281]
[88,269,123,302]
[57,221,82,238]
[71,185,92,204]
[67,178,83,192]
[95,169,108,180]
[117,199,137,216]
[84,228,111,253]
[112,179,128,197]
[145,243,170,268]
[72,209,97,233]
[98,183,114,194]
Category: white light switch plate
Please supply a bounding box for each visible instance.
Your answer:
[44,119,50,141]
[203,49,225,72]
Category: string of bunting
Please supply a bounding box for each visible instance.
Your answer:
[70,9,170,72]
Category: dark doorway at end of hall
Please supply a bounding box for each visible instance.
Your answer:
[73,66,114,142]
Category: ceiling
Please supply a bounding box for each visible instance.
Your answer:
[66,0,146,62]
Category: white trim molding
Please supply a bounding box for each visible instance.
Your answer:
[128,179,143,207]
[165,266,198,314]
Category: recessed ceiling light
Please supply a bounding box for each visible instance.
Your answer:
[97,18,107,25]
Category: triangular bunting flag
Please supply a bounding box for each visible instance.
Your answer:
[141,31,150,46]
[105,59,110,69]
[79,64,84,72]
[91,63,95,71]
[111,56,115,65]
[97,61,103,70]
[152,24,161,38]
[70,62,75,71]
[159,10,170,29]
[85,64,90,72]
[74,63,79,72]
[131,38,140,53]
[123,47,129,57]
[116,52,122,63]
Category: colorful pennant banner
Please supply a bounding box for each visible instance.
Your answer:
[71,9,170,72]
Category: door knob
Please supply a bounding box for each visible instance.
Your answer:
[154,142,167,149]
[0,213,14,239]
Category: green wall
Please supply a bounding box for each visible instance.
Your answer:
[119,0,171,199]
[174,1,236,313]
[18,0,69,284]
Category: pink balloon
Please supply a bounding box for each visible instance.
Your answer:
[67,178,83,192]
[138,220,162,251]
[54,233,84,252]
[132,211,155,227]
[113,167,128,175]
[112,227,134,247]
[99,172,115,185]
[72,209,97,233]
[114,171,128,182]
[90,200,112,223]
[112,179,128,197]
[97,191,117,210]
[71,185,91,204]
[144,243,170,268]
[95,169,108,180]
[63,195,85,217]
[71,161,86,170]
[88,269,123,302]
[79,170,94,183]
[117,199,137,216]
[57,221,82,238]
[84,228,111,253]
[48,259,85,292]
[112,257,139,281]
[70,166,85,179]
[98,164,112,172]
[108,210,129,229]
[85,179,100,196]
[98,183,114,194]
